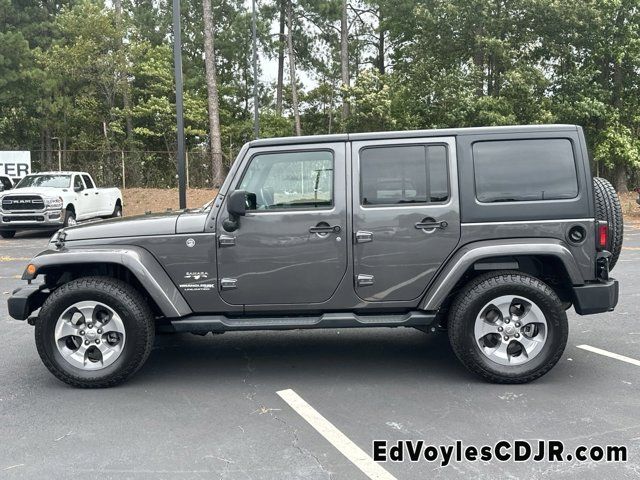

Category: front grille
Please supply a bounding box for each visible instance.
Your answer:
[3,215,45,222]
[1,195,45,211]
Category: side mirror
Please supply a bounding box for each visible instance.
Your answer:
[223,190,256,232]
[74,186,84,193]
[227,190,248,217]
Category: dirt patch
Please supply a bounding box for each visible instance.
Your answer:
[123,188,218,216]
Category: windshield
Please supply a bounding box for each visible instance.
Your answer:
[15,174,71,189]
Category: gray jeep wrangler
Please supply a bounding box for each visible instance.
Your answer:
[8,125,621,388]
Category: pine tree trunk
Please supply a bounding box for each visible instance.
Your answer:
[114,0,133,142]
[203,0,224,186]
[615,166,628,193]
[377,8,384,75]
[340,0,350,122]
[276,0,286,116]
[287,0,301,136]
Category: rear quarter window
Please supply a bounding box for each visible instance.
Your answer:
[473,139,578,203]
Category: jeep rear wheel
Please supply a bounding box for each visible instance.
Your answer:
[35,277,155,388]
[448,272,568,384]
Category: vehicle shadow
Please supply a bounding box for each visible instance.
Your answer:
[138,328,472,386]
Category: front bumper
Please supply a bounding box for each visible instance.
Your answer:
[0,209,64,230]
[8,284,49,321]
[572,278,619,315]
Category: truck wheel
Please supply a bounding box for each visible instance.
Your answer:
[35,277,155,388]
[64,210,77,227]
[593,177,623,270]
[448,271,568,384]
[111,203,123,218]
[0,230,16,239]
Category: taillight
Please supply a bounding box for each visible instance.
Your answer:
[597,222,608,250]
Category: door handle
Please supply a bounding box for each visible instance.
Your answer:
[95,192,99,195]
[83,193,89,196]
[415,220,448,230]
[355,230,373,243]
[309,225,341,234]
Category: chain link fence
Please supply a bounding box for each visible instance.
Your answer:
[30,150,226,189]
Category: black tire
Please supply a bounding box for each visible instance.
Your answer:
[35,276,155,388]
[0,230,16,239]
[593,177,623,270]
[448,271,568,384]
[110,202,123,218]
[63,209,76,228]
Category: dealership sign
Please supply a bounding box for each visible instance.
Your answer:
[0,151,31,178]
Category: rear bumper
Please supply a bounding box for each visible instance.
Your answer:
[572,278,619,315]
[7,284,49,321]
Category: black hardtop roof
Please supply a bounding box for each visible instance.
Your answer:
[248,124,579,147]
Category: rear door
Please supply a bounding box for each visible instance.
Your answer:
[216,142,347,306]
[351,137,460,302]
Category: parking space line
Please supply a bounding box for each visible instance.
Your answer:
[277,388,397,480]
[577,344,640,367]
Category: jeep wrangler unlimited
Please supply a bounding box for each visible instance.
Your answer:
[8,125,621,388]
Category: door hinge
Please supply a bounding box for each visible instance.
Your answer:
[218,234,236,247]
[220,278,238,290]
[356,274,375,287]
[354,230,373,243]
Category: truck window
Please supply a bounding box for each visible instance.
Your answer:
[74,175,85,191]
[82,175,95,189]
[238,150,333,210]
[360,144,449,206]
[473,139,578,203]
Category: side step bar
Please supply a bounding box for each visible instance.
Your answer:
[170,311,436,333]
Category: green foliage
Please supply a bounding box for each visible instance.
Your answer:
[1,0,639,189]
[343,70,396,132]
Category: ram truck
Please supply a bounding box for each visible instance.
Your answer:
[0,171,122,238]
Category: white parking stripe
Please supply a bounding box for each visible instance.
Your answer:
[277,389,397,480]
[577,344,640,367]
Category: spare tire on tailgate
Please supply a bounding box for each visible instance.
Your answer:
[593,177,623,270]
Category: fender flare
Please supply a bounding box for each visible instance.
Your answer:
[420,238,584,311]
[23,246,192,318]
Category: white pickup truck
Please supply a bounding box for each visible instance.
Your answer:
[0,171,122,238]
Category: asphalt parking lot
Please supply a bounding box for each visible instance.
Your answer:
[1,227,639,479]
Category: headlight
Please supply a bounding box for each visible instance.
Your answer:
[44,196,64,210]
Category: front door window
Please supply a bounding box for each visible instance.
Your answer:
[238,151,333,210]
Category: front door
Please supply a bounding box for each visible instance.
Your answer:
[72,175,92,219]
[351,137,461,302]
[216,143,347,306]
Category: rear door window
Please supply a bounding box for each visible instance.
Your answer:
[360,145,449,206]
[82,175,95,189]
[473,139,578,202]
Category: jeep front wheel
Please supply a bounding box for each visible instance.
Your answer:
[35,277,155,388]
[448,272,568,384]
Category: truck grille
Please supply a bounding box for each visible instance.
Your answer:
[1,195,45,211]
[3,215,45,222]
